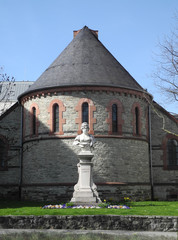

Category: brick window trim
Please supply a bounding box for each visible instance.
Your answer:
[48,99,66,135]
[162,134,178,170]
[131,102,142,137]
[0,135,9,171]
[106,99,124,135]
[29,103,40,137]
[75,98,96,134]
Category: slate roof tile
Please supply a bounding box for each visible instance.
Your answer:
[20,26,143,98]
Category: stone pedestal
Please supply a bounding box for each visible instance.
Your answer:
[71,150,101,204]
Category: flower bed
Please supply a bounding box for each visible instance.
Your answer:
[42,204,130,209]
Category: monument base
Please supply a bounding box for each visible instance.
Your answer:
[71,150,101,205]
[71,189,98,204]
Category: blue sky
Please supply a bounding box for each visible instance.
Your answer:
[0,0,177,113]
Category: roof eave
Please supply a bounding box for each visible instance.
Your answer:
[18,84,152,102]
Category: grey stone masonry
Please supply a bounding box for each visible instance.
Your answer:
[23,91,148,138]
[0,215,177,232]
[151,104,178,200]
[20,87,151,202]
[0,104,21,199]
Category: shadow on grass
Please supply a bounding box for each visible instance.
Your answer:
[0,200,48,209]
[130,204,167,207]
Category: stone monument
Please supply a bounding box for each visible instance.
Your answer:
[71,122,101,204]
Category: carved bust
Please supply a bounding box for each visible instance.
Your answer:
[73,122,96,151]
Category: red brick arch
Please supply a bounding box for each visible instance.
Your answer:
[131,102,142,136]
[48,99,66,135]
[75,98,96,134]
[30,103,40,137]
[106,99,124,135]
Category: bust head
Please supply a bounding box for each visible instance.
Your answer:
[81,122,89,134]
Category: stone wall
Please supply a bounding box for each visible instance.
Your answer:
[0,215,177,231]
[21,90,150,201]
[1,88,177,201]
[0,104,21,199]
[21,137,150,202]
[23,90,149,138]
[21,185,151,202]
[22,138,149,184]
[151,104,178,200]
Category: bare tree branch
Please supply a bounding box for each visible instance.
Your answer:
[153,17,178,102]
[0,67,15,115]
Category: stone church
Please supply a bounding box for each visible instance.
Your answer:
[0,26,178,202]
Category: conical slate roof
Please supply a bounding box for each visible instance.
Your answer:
[21,26,143,96]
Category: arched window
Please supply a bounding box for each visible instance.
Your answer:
[48,99,66,135]
[82,102,89,123]
[0,136,8,170]
[112,104,118,133]
[75,98,96,134]
[131,103,142,136]
[0,140,5,168]
[53,104,59,133]
[135,107,139,135]
[30,103,40,137]
[32,107,36,135]
[168,139,178,166]
[106,99,124,135]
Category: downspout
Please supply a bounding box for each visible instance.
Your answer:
[148,105,154,200]
[19,103,23,200]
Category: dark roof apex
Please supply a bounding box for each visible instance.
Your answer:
[73,26,98,39]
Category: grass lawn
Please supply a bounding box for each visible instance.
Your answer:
[0,200,177,216]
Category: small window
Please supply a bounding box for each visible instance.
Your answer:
[82,102,89,123]
[0,140,5,168]
[167,139,178,166]
[106,99,124,135]
[53,104,59,133]
[30,103,40,137]
[135,107,139,135]
[131,103,142,136]
[32,107,36,135]
[48,99,66,135]
[0,139,8,170]
[75,98,96,135]
[112,104,118,133]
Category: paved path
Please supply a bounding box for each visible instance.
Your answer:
[0,229,177,239]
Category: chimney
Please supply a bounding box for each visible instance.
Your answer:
[73,27,98,39]
[73,29,81,38]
